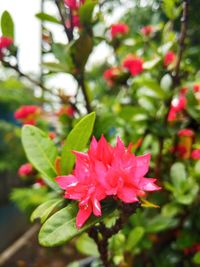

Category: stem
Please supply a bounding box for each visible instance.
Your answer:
[173,0,189,85]
[155,0,190,177]
[55,0,73,42]
[77,75,92,113]
[88,202,140,267]
[1,59,80,114]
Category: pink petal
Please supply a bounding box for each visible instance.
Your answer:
[140,178,161,191]
[117,186,139,203]
[55,175,78,190]
[135,153,151,178]
[92,198,102,216]
[76,203,92,228]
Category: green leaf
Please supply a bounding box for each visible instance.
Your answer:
[79,0,97,26]
[1,11,14,38]
[126,226,145,250]
[170,162,187,188]
[76,233,99,256]
[193,252,200,264]
[22,125,59,191]
[136,78,166,99]
[39,202,116,247]
[162,0,181,20]
[31,199,63,223]
[161,203,181,218]
[160,74,173,92]
[71,33,93,72]
[36,12,61,24]
[146,215,178,233]
[143,57,161,70]
[42,62,69,73]
[61,112,96,175]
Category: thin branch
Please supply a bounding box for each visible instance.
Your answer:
[55,0,73,42]
[1,59,81,114]
[154,0,189,177]
[173,0,189,85]
[88,202,140,267]
[77,75,92,113]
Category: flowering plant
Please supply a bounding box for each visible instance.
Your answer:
[1,0,200,266]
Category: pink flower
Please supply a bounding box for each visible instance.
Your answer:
[18,163,33,177]
[178,128,194,137]
[110,23,129,38]
[64,0,84,9]
[122,55,143,76]
[103,67,122,86]
[141,25,154,36]
[56,136,160,228]
[191,149,200,160]
[164,51,176,67]
[0,36,13,49]
[64,0,78,9]
[14,105,41,125]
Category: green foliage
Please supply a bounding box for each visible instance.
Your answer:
[31,199,63,223]
[36,12,61,24]
[22,125,59,191]
[79,0,97,26]
[1,11,14,38]
[11,187,50,215]
[61,112,96,175]
[39,202,116,247]
[76,233,99,256]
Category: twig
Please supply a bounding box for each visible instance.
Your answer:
[155,0,190,177]
[55,0,73,42]
[88,202,140,267]
[77,75,92,113]
[1,59,81,114]
[173,0,189,85]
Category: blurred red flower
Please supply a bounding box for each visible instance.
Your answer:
[164,51,176,67]
[141,25,154,36]
[18,163,33,177]
[110,23,129,38]
[122,54,143,76]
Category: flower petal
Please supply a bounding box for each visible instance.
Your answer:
[135,153,151,178]
[92,198,102,216]
[76,203,92,229]
[117,186,139,203]
[140,178,161,191]
[55,175,78,190]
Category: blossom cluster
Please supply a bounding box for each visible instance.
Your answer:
[104,55,144,86]
[14,105,41,125]
[168,84,200,122]
[56,136,160,228]
[171,128,200,160]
